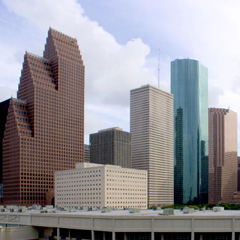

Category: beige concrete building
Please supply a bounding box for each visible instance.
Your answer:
[209,108,238,204]
[55,162,147,209]
[130,85,174,207]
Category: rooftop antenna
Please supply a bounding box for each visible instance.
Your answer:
[158,49,160,88]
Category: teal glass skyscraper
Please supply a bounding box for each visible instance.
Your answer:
[171,59,208,204]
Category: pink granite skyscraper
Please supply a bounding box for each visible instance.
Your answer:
[208,108,237,204]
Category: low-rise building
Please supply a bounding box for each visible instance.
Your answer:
[55,162,147,209]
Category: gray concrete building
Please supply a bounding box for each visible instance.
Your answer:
[1,208,240,240]
[130,85,174,207]
[90,127,131,168]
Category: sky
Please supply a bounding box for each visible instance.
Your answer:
[0,0,240,151]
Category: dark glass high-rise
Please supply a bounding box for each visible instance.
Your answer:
[171,59,208,204]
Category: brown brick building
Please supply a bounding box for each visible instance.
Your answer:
[2,29,85,205]
[208,108,237,204]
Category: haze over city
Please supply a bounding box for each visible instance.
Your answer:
[0,0,240,151]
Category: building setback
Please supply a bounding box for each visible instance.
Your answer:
[130,85,174,207]
[90,127,131,168]
[208,108,237,204]
[2,29,85,205]
[171,59,208,204]
[55,162,147,209]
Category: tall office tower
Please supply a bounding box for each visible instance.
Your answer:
[2,29,85,205]
[238,157,240,191]
[208,108,237,204]
[171,59,208,204]
[90,127,131,168]
[130,85,174,207]
[0,99,10,202]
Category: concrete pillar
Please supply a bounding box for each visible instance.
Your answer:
[112,231,115,240]
[103,232,106,240]
[232,232,235,240]
[91,230,95,240]
[191,231,194,240]
[124,232,127,240]
[68,229,71,239]
[191,217,194,240]
[151,231,154,240]
[199,234,203,240]
[57,228,60,240]
[232,218,235,240]
[161,233,164,240]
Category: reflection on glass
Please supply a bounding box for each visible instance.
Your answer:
[171,59,208,204]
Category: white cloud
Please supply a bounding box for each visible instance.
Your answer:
[2,0,240,151]
[0,44,22,90]
[85,104,130,144]
[0,87,16,102]
[122,0,240,151]
[1,0,157,143]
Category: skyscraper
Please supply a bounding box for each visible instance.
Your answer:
[238,157,240,191]
[2,29,85,205]
[208,108,237,204]
[0,99,10,202]
[131,85,174,207]
[90,127,131,168]
[171,59,208,204]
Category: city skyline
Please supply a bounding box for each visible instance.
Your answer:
[1,0,240,153]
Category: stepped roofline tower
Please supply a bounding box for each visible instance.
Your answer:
[2,29,85,205]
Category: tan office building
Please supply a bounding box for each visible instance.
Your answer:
[209,108,237,204]
[130,85,174,207]
[55,163,147,209]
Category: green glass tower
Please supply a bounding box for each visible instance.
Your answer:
[171,59,208,204]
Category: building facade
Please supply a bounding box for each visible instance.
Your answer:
[0,99,10,203]
[2,29,85,205]
[90,127,131,168]
[208,108,237,204]
[171,59,208,204]
[84,144,90,163]
[55,162,147,209]
[238,157,240,191]
[130,85,174,207]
